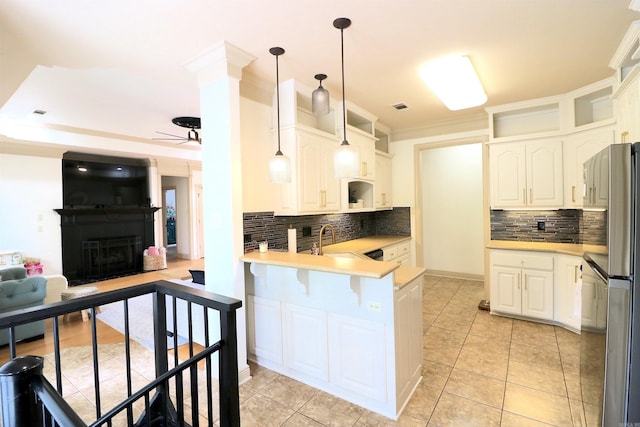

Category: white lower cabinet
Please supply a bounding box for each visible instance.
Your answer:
[247,295,284,366]
[394,277,423,407]
[490,250,554,321]
[554,255,582,331]
[328,314,387,402]
[284,304,329,381]
[383,240,411,265]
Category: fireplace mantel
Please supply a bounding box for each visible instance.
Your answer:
[54,207,161,216]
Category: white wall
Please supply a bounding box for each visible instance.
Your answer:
[0,153,63,274]
[420,144,484,276]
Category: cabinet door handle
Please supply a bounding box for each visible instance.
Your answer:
[529,188,533,203]
[574,265,579,283]
[592,186,596,204]
[517,273,521,290]
[622,131,629,144]
[571,186,576,203]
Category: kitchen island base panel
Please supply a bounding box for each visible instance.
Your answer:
[244,261,423,420]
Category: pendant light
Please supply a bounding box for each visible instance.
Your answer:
[333,17,360,179]
[312,73,330,116]
[268,46,291,184]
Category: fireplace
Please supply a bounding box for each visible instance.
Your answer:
[55,207,159,285]
[82,236,142,281]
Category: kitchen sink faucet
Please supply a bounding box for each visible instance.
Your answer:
[318,224,336,256]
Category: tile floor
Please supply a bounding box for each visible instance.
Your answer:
[38,275,603,426]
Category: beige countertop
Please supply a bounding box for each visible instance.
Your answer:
[321,235,411,256]
[487,240,607,257]
[241,250,399,279]
[241,235,418,286]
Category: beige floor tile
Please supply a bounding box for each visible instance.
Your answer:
[430,392,502,426]
[569,398,587,427]
[240,393,296,427]
[509,341,562,372]
[503,383,572,426]
[431,313,473,334]
[563,373,582,402]
[401,384,442,421]
[468,320,513,340]
[421,360,452,389]
[281,412,325,426]
[424,326,467,349]
[355,410,428,426]
[499,411,554,426]
[463,333,511,358]
[257,375,319,411]
[560,352,581,377]
[583,401,603,427]
[444,367,506,408]
[298,390,365,426]
[507,360,567,397]
[423,342,461,367]
[511,320,559,351]
[454,346,509,381]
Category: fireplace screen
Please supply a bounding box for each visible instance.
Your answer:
[82,236,142,281]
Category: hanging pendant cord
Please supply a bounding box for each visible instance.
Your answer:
[340,27,348,146]
[275,53,282,155]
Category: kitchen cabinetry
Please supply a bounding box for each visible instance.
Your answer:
[554,255,582,332]
[489,138,564,208]
[383,240,411,265]
[614,69,640,144]
[563,126,614,208]
[298,131,341,212]
[375,152,392,209]
[393,274,422,407]
[244,258,423,420]
[490,250,554,321]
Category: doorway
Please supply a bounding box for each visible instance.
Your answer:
[163,187,177,260]
[417,139,486,279]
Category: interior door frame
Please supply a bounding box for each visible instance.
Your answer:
[413,135,490,297]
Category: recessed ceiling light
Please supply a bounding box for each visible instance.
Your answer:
[419,55,487,110]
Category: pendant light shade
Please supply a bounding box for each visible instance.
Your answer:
[312,73,330,116]
[333,17,360,179]
[269,46,291,184]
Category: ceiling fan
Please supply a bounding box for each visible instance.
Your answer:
[153,116,202,144]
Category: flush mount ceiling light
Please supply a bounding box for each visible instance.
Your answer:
[333,17,360,179]
[312,73,330,116]
[419,55,487,111]
[269,46,292,184]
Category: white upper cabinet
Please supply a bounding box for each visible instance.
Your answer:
[563,126,614,208]
[375,152,392,210]
[273,79,394,216]
[490,138,563,208]
[611,21,640,143]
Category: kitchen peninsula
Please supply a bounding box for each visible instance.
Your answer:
[241,237,424,420]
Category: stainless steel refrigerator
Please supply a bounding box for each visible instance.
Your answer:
[582,142,639,426]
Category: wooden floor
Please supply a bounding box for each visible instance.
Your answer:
[0,256,204,365]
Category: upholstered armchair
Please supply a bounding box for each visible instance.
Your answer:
[0,267,47,345]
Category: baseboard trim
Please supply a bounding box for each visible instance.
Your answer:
[424,269,483,282]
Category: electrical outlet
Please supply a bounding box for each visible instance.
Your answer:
[367,301,381,312]
[302,226,311,237]
[537,221,545,231]
[243,233,251,243]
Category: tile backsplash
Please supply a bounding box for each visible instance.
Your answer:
[243,207,411,253]
[490,209,606,245]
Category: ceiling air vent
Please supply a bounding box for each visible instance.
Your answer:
[32,109,47,115]
[392,103,408,110]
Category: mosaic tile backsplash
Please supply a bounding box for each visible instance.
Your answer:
[243,207,411,253]
[490,209,606,245]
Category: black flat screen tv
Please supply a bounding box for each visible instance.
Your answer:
[62,153,150,208]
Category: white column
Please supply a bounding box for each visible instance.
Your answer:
[186,41,255,383]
